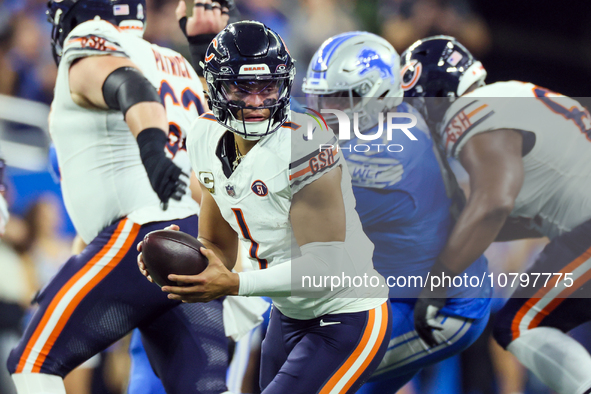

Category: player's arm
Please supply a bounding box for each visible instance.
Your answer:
[69,55,166,137]
[414,128,524,347]
[69,55,186,206]
[234,166,346,297]
[196,183,239,270]
[176,0,231,80]
[436,129,524,273]
[163,167,347,302]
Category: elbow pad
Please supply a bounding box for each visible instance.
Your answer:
[102,67,162,117]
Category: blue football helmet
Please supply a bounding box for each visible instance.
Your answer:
[400,35,487,126]
[47,0,147,64]
[203,21,295,140]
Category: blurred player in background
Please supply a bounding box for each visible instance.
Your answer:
[139,20,392,394]
[403,35,591,394]
[301,31,491,393]
[0,154,8,237]
[6,1,231,393]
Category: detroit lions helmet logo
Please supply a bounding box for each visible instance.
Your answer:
[356,49,395,81]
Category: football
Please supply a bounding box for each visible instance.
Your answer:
[141,230,209,287]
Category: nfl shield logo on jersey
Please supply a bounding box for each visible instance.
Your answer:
[226,184,236,197]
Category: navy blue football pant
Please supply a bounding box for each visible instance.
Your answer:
[7,216,229,394]
[260,301,392,394]
[494,218,591,349]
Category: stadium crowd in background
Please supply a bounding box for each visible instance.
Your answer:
[0,1,588,394]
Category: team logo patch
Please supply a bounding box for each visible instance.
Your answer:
[113,4,129,16]
[357,48,395,81]
[447,50,463,66]
[198,171,215,194]
[226,184,236,197]
[251,180,268,197]
[401,60,422,91]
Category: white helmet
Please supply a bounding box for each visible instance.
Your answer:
[302,32,403,132]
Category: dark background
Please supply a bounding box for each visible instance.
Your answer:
[474,0,591,97]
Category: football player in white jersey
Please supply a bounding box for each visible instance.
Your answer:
[402,36,591,394]
[7,1,230,393]
[139,21,392,394]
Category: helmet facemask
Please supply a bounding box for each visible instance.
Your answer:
[305,76,402,136]
[207,70,294,140]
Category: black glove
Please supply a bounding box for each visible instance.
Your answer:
[414,260,455,348]
[136,128,187,209]
[178,1,239,76]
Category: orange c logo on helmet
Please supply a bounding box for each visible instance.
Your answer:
[401,60,423,91]
[205,38,218,63]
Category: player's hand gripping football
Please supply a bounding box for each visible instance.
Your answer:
[177,0,231,37]
[136,225,240,302]
[137,224,183,283]
[162,246,239,302]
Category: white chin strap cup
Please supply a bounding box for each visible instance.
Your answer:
[457,61,487,96]
[12,373,66,394]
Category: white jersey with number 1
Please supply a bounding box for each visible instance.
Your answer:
[187,111,388,320]
[50,19,205,243]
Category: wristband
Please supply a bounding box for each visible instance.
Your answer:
[136,128,168,157]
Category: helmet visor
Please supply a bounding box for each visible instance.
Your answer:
[220,79,284,105]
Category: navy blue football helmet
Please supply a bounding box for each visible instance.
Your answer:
[202,21,295,140]
[400,36,487,126]
[47,0,146,64]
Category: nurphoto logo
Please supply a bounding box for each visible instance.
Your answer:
[304,108,418,153]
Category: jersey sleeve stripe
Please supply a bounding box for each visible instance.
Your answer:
[67,35,122,46]
[467,104,489,119]
[63,47,126,58]
[290,145,339,181]
[441,100,478,136]
[289,166,311,181]
[290,155,340,187]
[289,135,338,169]
[200,113,217,121]
[450,111,495,157]
[282,122,301,130]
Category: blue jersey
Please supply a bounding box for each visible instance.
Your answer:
[341,103,490,319]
